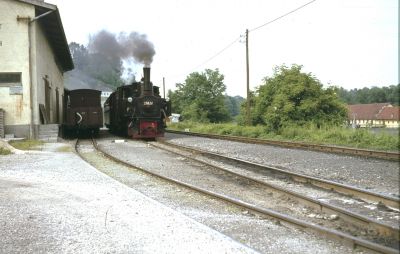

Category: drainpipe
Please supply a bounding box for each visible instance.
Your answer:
[19,10,54,139]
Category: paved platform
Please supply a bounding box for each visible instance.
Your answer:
[0,142,257,253]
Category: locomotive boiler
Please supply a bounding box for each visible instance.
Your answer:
[104,67,171,138]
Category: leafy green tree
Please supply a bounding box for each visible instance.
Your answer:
[169,69,231,123]
[237,91,258,125]
[338,85,399,105]
[246,64,347,130]
[386,85,400,105]
[225,95,244,118]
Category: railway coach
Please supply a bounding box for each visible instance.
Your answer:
[62,89,103,136]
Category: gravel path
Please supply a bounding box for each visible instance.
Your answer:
[0,142,257,254]
[164,133,400,198]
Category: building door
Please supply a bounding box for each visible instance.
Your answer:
[56,88,60,123]
[44,79,50,123]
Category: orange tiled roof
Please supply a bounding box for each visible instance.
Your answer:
[376,106,399,120]
[347,103,391,120]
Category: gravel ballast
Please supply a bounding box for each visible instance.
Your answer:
[96,137,373,253]
[165,133,400,198]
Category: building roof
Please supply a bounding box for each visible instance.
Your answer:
[376,106,399,120]
[347,103,395,120]
[16,0,74,72]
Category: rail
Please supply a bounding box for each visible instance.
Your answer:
[76,137,398,254]
[166,130,400,161]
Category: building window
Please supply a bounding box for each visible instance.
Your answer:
[0,72,22,87]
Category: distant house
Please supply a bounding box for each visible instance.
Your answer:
[169,113,181,123]
[348,103,399,128]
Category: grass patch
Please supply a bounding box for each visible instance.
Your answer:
[56,145,73,153]
[0,147,11,155]
[9,139,44,150]
[167,122,399,151]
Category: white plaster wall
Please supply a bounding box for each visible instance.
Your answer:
[32,20,64,124]
[0,0,34,126]
[385,121,399,128]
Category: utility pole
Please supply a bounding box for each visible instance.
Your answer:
[245,29,250,125]
[163,77,165,98]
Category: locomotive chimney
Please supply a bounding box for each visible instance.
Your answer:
[143,66,153,96]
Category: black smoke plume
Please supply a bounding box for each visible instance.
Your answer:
[89,30,156,66]
[120,32,155,66]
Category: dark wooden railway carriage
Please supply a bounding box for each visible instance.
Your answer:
[62,89,103,136]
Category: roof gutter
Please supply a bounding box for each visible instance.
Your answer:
[30,10,55,23]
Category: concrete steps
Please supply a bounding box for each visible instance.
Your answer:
[0,109,4,138]
[39,124,59,142]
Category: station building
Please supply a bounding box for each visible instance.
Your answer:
[0,0,73,139]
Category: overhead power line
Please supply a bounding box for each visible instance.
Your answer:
[169,36,240,80]
[173,0,317,80]
[188,36,241,73]
[244,0,317,124]
[249,0,317,33]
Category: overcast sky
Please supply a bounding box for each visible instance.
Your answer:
[47,0,398,97]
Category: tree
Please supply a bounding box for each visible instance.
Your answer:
[338,85,399,105]
[225,95,244,118]
[169,69,231,123]
[386,85,400,105]
[237,91,258,125]
[246,64,347,130]
[68,42,124,89]
[69,42,89,70]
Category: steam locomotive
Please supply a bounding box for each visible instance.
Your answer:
[104,67,171,138]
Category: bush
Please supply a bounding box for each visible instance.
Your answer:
[168,121,398,151]
[9,140,43,150]
[0,147,11,155]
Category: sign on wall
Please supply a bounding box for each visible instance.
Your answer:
[9,86,23,95]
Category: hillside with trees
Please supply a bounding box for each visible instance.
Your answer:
[337,85,399,105]
[67,42,125,90]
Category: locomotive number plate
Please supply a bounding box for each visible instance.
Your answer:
[144,101,153,106]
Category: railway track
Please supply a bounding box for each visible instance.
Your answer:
[152,141,399,236]
[165,130,400,161]
[76,137,399,254]
[156,140,400,211]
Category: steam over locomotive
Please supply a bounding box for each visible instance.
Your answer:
[104,67,171,138]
